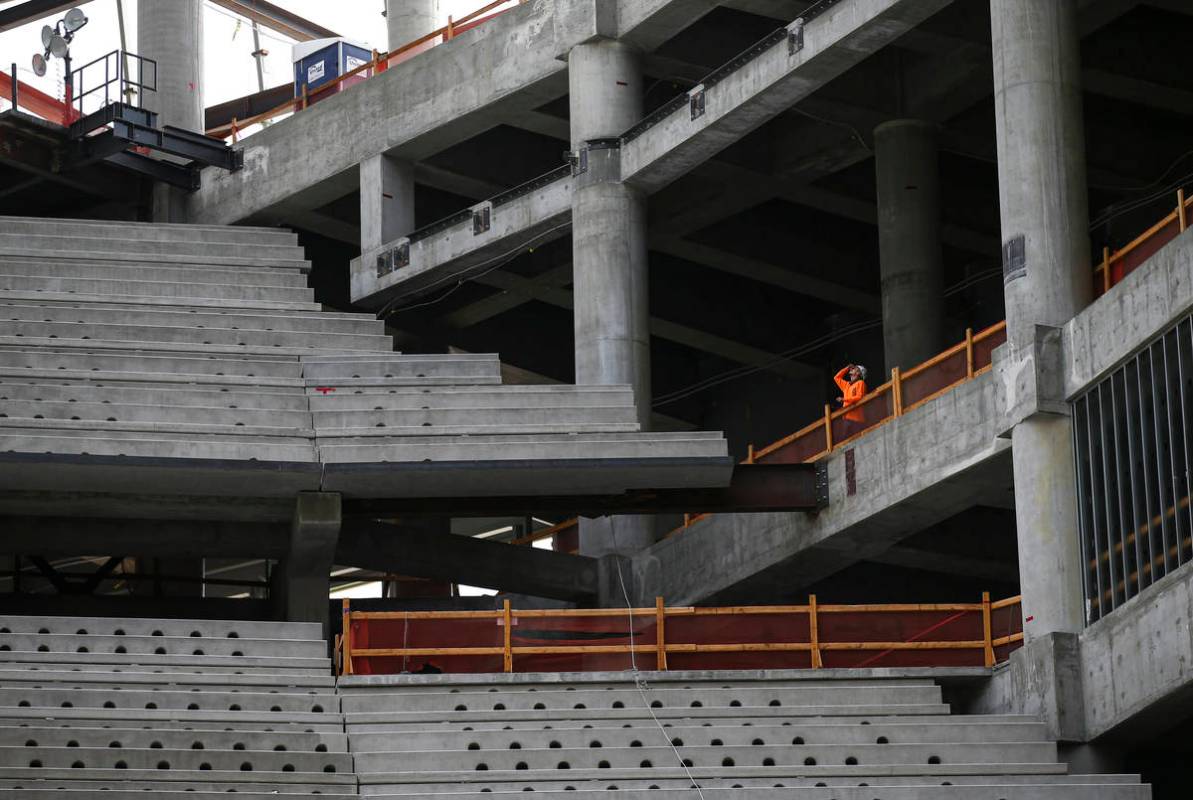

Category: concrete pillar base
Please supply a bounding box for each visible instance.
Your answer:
[272,492,341,637]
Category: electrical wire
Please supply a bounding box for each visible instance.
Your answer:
[375,221,574,320]
[788,106,871,153]
[608,519,708,799]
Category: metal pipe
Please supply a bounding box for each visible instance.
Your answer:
[9,62,15,110]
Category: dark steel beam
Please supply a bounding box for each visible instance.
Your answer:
[340,463,826,518]
[336,519,600,602]
[208,0,339,42]
[0,0,95,33]
[205,83,292,131]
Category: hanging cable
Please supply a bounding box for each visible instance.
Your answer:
[608,519,708,799]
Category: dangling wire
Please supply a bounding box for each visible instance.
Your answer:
[608,519,707,799]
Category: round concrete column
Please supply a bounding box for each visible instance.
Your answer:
[138,0,204,132]
[992,0,1092,639]
[874,119,943,373]
[569,40,653,557]
[386,0,441,52]
[567,40,643,148]
[138,0,203,222]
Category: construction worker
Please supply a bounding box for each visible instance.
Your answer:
[833,363,867,437]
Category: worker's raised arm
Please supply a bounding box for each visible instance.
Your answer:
[833,366,851,392]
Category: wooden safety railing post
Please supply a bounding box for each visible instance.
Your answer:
[1179,188,1187,233]
[502,599,513,673]
[747,443,755,464]
[965,328,974,378]
[655,596,667,671]
[1101,246,1111,293]
[446,15,455,39]
[301,82,309,110]
[809,594,822,669]
[981,591,994,668]
[231,117,238,144]
[891,367,902,417]
[341,598,353,676]
[823,404,833,453]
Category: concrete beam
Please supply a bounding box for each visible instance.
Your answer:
[619,0,954,194]
[335,518,600,601]
[186,0,569,226]
[867,545,1018,583]
[636,371,1013,606]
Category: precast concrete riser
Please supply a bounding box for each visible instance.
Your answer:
[0,634,324,658]
[352,742,1058,772]
[0,350,305,377]
[357,789,1148,799]
[0,232,307,260]
[0,303,386,334]
[1,748,351,771]
[0,726,347,751]
[0,322,393,351]
[0,262,309,287]
[348,720,1049,751]
[0,216,298,246]
[0,274,313,302]
[0,248,311,272]
[338,685,944,713]
[0,382,310,411]
[0,400,311,427]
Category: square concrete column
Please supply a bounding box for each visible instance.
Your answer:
[272,492,341,637]
[360,153,416,254]
[138,0,204,222]
[874,119,944,372]
[568,40,654,557]
[992,0,1092,640]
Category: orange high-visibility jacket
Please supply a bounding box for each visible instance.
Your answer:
[834,367,867,423]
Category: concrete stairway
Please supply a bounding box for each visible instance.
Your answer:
[0,614,354,798]
[338,672,1150,799]
[0,216,729,506]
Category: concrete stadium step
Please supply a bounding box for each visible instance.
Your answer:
[0,320,392,352]
[353,741,1057,773]
[0,273,314,303]
[0,399,311,429]
[0,725,347,752]
[0,632,325,659]
[0,259,308,287]
[0,235,310,268]
[2,747,351,772]
[356,773,1147,793]
[302,353,501,381]
[4,789,358,799]
[319,432,730,463]
[338,683,943,714]
[0,348,304,379]
[0,215,298,246]
[312,405,639,429]
[0,649,330,674]
[0,429,316,461]
[0,300,385,335]
[0,771,354,791]
[309,385,635,411]
[348,718,1050,751]
[0,380,309,411]
[0,288,323,312]
[356,785,1149,799]
[320,421,642,437]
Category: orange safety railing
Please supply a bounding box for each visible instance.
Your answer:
[206,0,520,141]
[337,594,1024,676]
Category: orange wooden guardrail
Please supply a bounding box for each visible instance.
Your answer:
[337,594,1024,676]
[206,0,520,141]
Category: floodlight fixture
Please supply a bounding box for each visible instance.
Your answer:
[31,52,46,77]
[63,7,88,33]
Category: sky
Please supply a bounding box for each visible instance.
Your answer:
[1,0,513,115]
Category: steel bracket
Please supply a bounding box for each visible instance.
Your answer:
[472,204,491,235]
[788,18,805,55]
[689,85,706,120]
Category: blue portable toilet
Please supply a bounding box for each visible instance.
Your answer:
[292,38,373,100]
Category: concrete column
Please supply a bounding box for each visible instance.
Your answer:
[360,153,415,253]
[138,0,203,222]
[874,119,943,372]
[386,0,441,51]
[273,492,341,637]
[991,0,1092,639]
[569,40,653,558]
